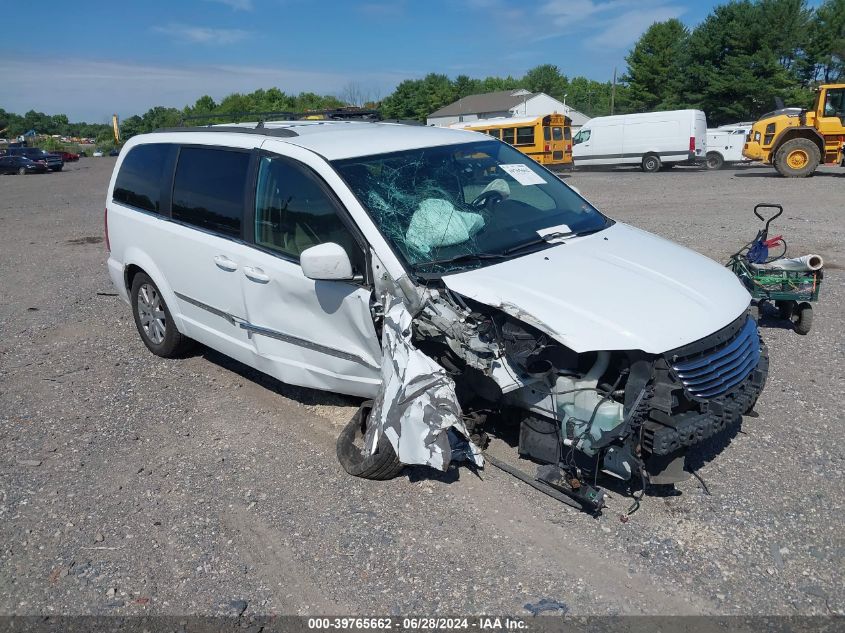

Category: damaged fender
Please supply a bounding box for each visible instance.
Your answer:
[364,298,484,471]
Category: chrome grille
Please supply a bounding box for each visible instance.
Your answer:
[671,318,761,399]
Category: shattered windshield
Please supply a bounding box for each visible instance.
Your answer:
[333,140,610,273]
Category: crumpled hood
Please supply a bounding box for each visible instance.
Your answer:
[442,223,750,354]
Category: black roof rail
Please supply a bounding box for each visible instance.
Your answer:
[153,125,299,138]
[177,108,382,126]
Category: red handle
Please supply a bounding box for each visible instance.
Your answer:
[763,235,783,247]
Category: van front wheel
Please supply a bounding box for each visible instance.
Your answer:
[337,401,404,480]
[641,154,661,173]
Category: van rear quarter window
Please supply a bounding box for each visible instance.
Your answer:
[172,147,250,238]
[113,143,171,213]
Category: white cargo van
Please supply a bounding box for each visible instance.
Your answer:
[705,124,752,169]
[572,109,707,172]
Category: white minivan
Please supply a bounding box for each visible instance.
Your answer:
[105,121,767,510]
[572,109,707,172]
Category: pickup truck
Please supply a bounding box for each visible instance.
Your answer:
[4,147,64,171]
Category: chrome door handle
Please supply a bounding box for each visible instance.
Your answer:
[213,255,238,271]
[243,266,270,283]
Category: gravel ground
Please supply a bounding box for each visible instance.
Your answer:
[0,158,842,617]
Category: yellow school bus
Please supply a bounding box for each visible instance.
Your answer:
[450,114,573,169]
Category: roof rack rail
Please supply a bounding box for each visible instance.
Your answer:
[177,108,382,126]
[153,125,299,138]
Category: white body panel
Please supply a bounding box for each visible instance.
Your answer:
[706,126,752,163]
[572,109,706,167]
[238,246,382,397]
[442,223,751,354]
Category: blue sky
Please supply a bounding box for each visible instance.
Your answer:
[1,0,752,122]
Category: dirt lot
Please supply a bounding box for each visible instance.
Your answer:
[1,158,843,617]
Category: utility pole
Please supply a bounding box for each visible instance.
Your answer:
[610,67,617,116]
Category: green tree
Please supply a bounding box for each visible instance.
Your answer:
[453,74,481,99]
[119,115,145,138]
[565,77,616,116]
[522,64,568,99]
[673,0,810,124]
[380,73,456,121]
[478,75,522,92]
[807,0,845,82]
[622,19,689,111]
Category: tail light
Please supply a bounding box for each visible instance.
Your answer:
[689,136,696,152]
[545,143,550,152]
[104,207,110,252]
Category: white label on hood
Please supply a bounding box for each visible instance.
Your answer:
[499,163,547,185]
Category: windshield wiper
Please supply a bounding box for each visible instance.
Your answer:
[413,251,510,270]
[502,231,575,255]
[503,227,607,256]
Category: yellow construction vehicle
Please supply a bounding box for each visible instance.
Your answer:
[743,84,845,177]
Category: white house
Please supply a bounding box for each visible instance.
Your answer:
[426,89,591,131]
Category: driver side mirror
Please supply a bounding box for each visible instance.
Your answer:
[300,242,354,281]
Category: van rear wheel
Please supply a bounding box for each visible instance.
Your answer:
[706,152,724,170]
[130,273,193,358]
[641,154,661,173]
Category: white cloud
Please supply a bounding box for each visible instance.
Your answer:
[0,58,407,122]
[587,6,684,48]
[204,0,254,10]
[540,0,686,49]
[153,23,252,44]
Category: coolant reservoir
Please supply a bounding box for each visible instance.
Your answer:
[555,373,624,455]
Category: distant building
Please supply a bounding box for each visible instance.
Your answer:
[426,89,591,131]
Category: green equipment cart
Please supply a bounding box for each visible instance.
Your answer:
[727,204,823,335]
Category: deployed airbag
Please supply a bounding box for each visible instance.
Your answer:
[405,198,485,255]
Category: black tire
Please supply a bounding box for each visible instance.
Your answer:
[17,167,26,175]
[641,154,661,173]
[337,400,404,480]
[774,138,820,178]
[794,302,813,335]
[130,272,193,357]
[706,152,724,170]
[776,299,796,320]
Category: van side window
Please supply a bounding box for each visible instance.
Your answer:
[254,156,363,272]
[113,144,171,213]
[172,147,250,238]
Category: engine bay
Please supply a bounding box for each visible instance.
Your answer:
[365,279,769,514]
